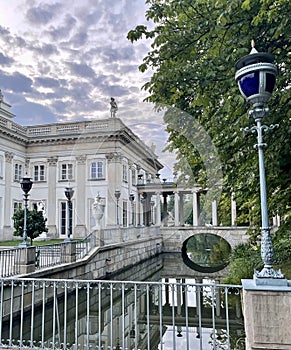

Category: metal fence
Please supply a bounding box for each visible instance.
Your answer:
[0,228,159,277]
[0,278,245,350]
[0,233,95,277]
[34,235,94,270]
[0,248,21,277]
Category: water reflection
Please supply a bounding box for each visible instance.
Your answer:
[182,233,232,273]
[1,254,245,350]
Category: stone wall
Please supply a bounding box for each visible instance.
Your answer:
[161,226,249,251]
[18,235,162,281]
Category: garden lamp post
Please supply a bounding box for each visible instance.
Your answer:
[235,41,285,280]
[64,187,74,242]
[129,193,135,226]
[19,176,33,248]
[114,190,121,226]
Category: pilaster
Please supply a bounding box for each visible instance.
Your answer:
[3,152,13,236]
[75,155,86,237]
[47,156,58,236]
[106,153,122,227]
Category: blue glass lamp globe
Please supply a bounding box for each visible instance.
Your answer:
[235,42,277,107]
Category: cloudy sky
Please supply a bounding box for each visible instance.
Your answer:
[0,0,176,178]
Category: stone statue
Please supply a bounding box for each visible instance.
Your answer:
[110,97,118,117]
[92,194,106,230]
[37,201,46,217]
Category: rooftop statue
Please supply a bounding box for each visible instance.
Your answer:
[110,97,118,117]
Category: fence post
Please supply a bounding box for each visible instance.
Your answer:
[18,246,36,274]
[242,279,291,349]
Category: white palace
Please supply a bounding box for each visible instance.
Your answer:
[0,92,232,240]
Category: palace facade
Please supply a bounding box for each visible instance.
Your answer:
[0,94,163,240]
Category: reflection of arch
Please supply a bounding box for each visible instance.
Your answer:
[182,233,231,273]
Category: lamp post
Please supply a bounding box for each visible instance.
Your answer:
[114,190,121,226]
[19,176,33,248]
[64,187,74,242]
[129,193,135,226]
[235,41,285,281]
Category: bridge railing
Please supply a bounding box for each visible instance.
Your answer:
[0,248,21,277]
[0,277,245,350]
[0,227,160,277]
[101,225,160,245]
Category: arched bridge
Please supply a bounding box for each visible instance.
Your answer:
[161,226,249,252]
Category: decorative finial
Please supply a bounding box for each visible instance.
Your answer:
[250,39,258,54]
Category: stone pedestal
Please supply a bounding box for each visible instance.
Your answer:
[19,247,36,274]
[242,279,291,350]
[62,243,76,263]
[91,229,101,247]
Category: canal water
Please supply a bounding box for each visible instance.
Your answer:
[108,252,245,350]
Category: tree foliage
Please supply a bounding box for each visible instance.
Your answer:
[12,209,48,245]
[128,0,291,238]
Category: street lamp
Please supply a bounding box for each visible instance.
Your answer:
[64,187,74,242]
[19,176,33,248]
[114,190,121,226]
[129,193,135,226]
[235,41,285,281]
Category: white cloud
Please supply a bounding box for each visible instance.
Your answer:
[0,0,176,179]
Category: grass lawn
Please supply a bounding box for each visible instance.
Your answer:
[0,239,65,247]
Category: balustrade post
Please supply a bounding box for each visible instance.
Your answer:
[18,246,36,274]
[242,280,291,350]
[61,242,76,263]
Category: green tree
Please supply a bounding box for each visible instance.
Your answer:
[12,209,48,245]
[128,0,291,239]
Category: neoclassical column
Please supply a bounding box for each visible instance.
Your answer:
[192,191,200,226]
[231,192,237,226]
[212,199,218,226]
[75,155,86,237]
[137,192,142,226]
[106,153,122,227]
[174,191,179,226]
[155,191,161,226]
[179,192,185,226]
[162,193,168,227]
[3,152,13,236]
[47,156,58,236]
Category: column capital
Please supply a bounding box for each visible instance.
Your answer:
[47,156,58,166]
[5,151,14,163]
[76,155,86,164]
[106,152,122,162]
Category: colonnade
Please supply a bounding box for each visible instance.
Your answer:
[134,189,237,227]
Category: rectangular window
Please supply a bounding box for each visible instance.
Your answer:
[34,165,45,181]
[132,169,136,186]
[90,161,104,179]
[13,202,22,212]
[61,202,67,235]
[61,163,73,180]
[123,164,128,182]
[122,201,127,227]
[14,163,23,182]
